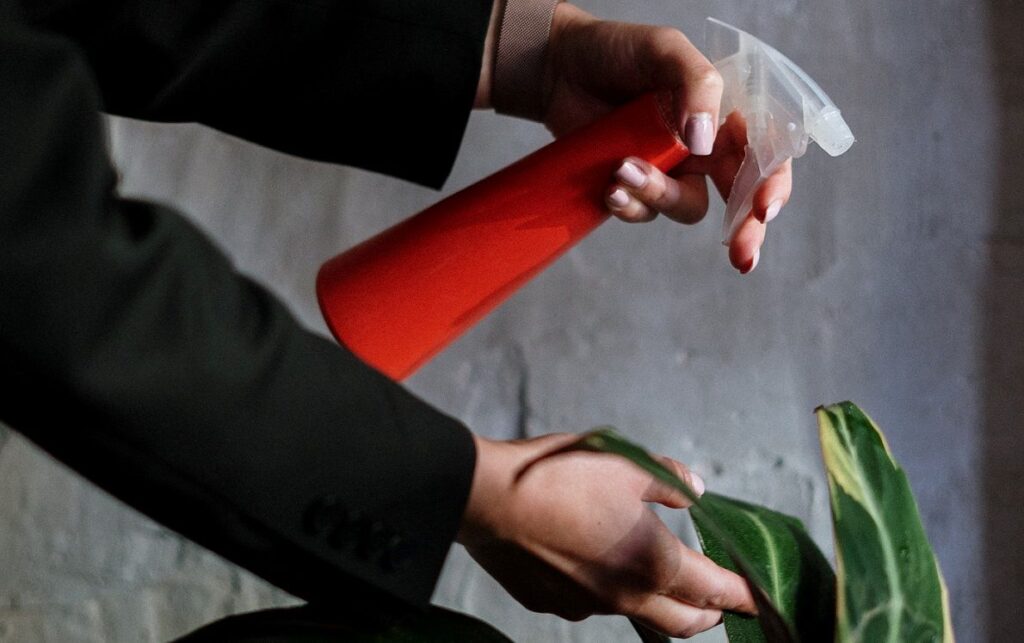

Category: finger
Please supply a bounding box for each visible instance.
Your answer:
[629,594,723,639]
[678,111,748,198]
[728,213,767,274]
[753,160,793,223]
[642,457,705,508]
[611,157,709,224]
[667,545,758,614]
[670,174,711,225]
[664,457,706,499]
[607,185,658,223]
[641,27,723,155]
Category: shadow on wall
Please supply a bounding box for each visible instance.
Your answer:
[985,1,1024,640]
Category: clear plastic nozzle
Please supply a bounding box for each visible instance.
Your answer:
[706,18,854,243]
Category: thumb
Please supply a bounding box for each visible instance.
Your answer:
[643,28,724,156]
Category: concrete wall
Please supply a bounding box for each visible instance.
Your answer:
[2,0,1017,640]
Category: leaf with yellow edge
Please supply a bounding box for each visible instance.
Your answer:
[817,402,953,643]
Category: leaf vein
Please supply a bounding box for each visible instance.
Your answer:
[835,410,904,643]
[742,508,784,602]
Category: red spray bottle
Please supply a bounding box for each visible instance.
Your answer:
[317,92,686,380]
[316,20,853,381]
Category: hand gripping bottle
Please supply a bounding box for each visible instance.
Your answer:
[317,19,854,380]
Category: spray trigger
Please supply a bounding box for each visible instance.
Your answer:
[706,18,855,244]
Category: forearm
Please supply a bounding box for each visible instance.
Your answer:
[20,0,494,187]
[0,20,475,608]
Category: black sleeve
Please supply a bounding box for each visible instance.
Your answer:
[0,19,476,611]
[14,0,494,188]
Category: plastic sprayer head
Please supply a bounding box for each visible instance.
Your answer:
[706,17,854,243]
[808,106,855,157]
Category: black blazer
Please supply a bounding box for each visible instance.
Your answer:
[0,0,492,614]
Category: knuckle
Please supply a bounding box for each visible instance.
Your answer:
[651,26,690,52]
[713,572,751,609]
[666,457,690,479]
[645,173,671,206]
[689,65,724,92]
[700,590,726,610]
[701,575,730,607]
[644,27,693,71]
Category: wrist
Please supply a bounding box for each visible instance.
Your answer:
[474,0,503,109]
[458,434,515,545]
[539,3,595,119]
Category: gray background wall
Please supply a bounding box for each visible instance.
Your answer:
[1,0,1018,640]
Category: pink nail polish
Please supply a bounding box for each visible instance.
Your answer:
[689,473,706,496]
[684,112,714,156]
[607,188,630,209]
[615,161,647,188]
[764,200,783,223]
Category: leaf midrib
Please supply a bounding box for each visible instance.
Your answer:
[741,507,784,602]
[836,412,904,643]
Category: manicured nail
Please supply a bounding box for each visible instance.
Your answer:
[607,188,630,209]
[615,160,647,188]
[689,472,706,496]
[740,248,761,274]
[684,112,715,156]
[764,199,783,223]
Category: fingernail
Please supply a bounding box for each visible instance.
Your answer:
[764,199,783,223]
[615,160,646,188]
[684,112,714,156]
[689,472,706,497]
[740,249,761,275]
[607,188,630,209]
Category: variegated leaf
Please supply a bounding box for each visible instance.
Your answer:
[817,402,953,643]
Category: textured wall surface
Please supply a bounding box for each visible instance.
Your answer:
[1,0,1017,641]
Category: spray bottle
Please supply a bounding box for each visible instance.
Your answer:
[317,19,854,380]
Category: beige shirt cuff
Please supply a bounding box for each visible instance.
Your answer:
[491,0,562,121]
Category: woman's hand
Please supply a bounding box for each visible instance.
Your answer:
[543,4,792,273]
[458,433,756,639]
[608,113,793,274]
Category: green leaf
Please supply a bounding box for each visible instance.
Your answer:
[817,402,953,643]
[692,493,836,643]
[547,429,832,643]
